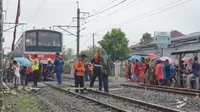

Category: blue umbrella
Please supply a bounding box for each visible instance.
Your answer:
[15,57,32,67]
[129,55,142,61]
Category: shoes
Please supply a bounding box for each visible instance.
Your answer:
[80,91,88,94]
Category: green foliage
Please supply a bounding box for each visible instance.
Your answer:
[80,45,100,60]
[98,28,129,61]
[139,32,153,45]
[63,46,74,61]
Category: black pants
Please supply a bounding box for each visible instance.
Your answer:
[90,67,102,91]
[75,75,84,93]
[102,74,109,93]
[33,70,40,86]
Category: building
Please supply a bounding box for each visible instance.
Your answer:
[131,31,200,59]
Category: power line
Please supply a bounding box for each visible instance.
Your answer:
[83,0,191,36]
[84,0,145,29]
[32,0,47,21]
[81,36,93,47]
[87,0,127,19]
[91,0,117,14]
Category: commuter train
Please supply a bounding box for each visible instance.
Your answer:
[14,29,63,64]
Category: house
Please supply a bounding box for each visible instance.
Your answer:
[130,30,200,59]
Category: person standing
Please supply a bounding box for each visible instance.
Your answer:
[20,65,27,90]
[88,63,93,80]
[74,54,87,93]
[46,58,54,78]
[186,56,200,90]
[26,56,33,86]
[155,60,164,85]
[139,58,146,84]
[12,60,20,89]
[165,59,170,86]
[133,59,140,83]
[84,60,90,81]
[54,52,64,85]
[90,50,103,91]
[32,54,40,87]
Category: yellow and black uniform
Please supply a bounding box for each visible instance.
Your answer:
[33,58,40,87]
[89,55,103,91]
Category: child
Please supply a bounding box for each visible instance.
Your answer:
[12,60,20,89]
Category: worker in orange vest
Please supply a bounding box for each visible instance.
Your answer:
[74,54,87,93]
[88,63,93,80]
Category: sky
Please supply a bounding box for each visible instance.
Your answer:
[2,0,200,54]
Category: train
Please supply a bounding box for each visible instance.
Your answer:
[14,29,63,62]
[14,29,64,80]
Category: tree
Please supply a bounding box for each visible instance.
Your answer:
[139,32,153,45]
[63,46,74,61]
[98,28,129,61]
[80,45,100,60]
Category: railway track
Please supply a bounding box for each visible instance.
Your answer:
[141,84,200,93]
[121,83,200,97]
[44,83,130,112]
[65,84,182,112]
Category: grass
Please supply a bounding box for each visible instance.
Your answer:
[17,96,40,112]
[4,93,42,112]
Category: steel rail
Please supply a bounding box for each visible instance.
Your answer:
[140,84,200,93]
[68,84,183,112]
[121,84,199,97]
[44,83,130,112]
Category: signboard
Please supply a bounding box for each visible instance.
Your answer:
[154,31,171,48]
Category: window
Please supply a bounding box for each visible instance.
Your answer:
[25,32,37,46]
[38,32,61,47]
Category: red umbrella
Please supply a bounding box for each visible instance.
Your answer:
[182,57,193,64]
[160,57,173,63]
[148,53,157,59]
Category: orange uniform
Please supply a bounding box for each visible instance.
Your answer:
[74,59,85,76]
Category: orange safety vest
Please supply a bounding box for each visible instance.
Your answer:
[88,64,93,71]
[74,59,85,76]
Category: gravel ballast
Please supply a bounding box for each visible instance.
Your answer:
[84,91,160,112]
[111,87,200,112]
[37,86,119,112]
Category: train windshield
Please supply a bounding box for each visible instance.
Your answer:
[25,30,62,52]
[38,32,61,47]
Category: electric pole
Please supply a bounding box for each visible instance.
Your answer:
[77,7,80,58]
[93,33,95,56]
[53,1,89,58]
[0,0,3,111]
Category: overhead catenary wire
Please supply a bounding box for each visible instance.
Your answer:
[84,0,145,29]
[87,0,127,19]
[80,35,93,47]
[91,0,116,14]
[82,0,191,36]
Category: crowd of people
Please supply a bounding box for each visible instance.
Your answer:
[7,52,64,90]
[125,56,200,90]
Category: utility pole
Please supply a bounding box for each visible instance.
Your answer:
[77,6,80,58]
[0,0,3,111]
[93,33,95,56]
[53,1,89,58]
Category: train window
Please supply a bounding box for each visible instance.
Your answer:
[38,32,61,47]
[25,32,37,46]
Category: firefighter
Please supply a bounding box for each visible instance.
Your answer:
[89,50,103,91]
[32,54,40,87]
[74,54,87,93]
[54,52,64,85]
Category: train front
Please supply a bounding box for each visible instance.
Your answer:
[24,29,63,80]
